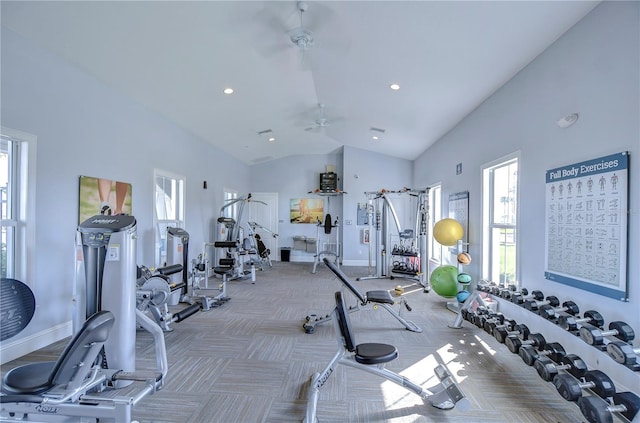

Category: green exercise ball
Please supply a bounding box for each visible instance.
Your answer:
[430,265,459,298]
[433,218,464,246]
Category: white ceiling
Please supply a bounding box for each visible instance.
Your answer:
[1,1,599,165]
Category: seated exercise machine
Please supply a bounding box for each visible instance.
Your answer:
[245,221,278,270]
[167,227,229,310]
[136,263,201,331]
[1,215,167,422]
[304,291,469,422]
[1,310,165,422]
[303,258,422,333]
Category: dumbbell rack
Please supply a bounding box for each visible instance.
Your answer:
[451,290,640,401]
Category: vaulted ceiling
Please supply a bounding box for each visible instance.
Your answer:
[1,1,599,164]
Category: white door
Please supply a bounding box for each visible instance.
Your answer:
[248,192,279,261]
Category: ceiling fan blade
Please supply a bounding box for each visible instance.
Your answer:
[251,3,302,58]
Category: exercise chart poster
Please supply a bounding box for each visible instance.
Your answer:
[544,152,629,301]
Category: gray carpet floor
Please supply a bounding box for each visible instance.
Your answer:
[2,262,599,422]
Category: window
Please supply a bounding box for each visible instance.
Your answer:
[483,154,519,284]
[154,170,185,267]
[1,128,36,284]
[428,184,442,264]
[222,189,238,219]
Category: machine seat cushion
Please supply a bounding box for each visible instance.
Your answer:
[213,266,233,275]
[354,343,398,365]
[2,361,56,395]
[214,241,237,248]
[365,290,394,305]
[171,282,187,292]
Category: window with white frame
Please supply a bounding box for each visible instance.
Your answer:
[482,154,519,284]
[1,129,36,284]
[154,170,185,267]
[428,184,442,265]
[222,189,238,219]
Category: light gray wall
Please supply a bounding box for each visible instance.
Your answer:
[1,28,249,354]
[250,151,343,261]
[414,2,639,330]
[341,146,414,265]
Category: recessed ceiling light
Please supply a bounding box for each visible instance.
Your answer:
[223,87,234,95]
[268,137,276,142]
[389,83,400,91]
[372,136,379,140]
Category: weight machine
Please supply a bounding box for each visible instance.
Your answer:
[0,215,168,422]
[311,214,341,274]
[213,193,266,282]
[358,188,430,292]
[136,263,201,331]
[308,189,346,274]
[166,227,229,310]
[246,221,279,270]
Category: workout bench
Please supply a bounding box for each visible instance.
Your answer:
[303,257,421,333]
[304,291,469,422]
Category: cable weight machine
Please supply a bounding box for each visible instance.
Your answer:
[358,188,430,292]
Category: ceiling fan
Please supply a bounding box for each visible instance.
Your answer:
[253,1,347,68]
[305,103,341,133]
[289,1,314,52]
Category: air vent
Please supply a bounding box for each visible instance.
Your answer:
[370,127,386,134]
[252,156,274,164]
[257,129,273,135]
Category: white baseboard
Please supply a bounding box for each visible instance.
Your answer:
[341,259,370,266]
[0,321,72,365]
[290,257,314,263]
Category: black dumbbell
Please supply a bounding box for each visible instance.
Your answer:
[499,285,518,299]
[478,312,504,330]
[519,342,565,366]
[502,286,527,301]
[511,289,543,305]
[553,370,616,402]
[484,317,515,335]
[535,353,588,381]
[524,295,559,312]
[460,308,471,322]
[477,311,503,329]
[539,301,579,321]
[558,310,604,333]
[494,323,530,344]
[505,332,545,354]
[476,281,495,292]
[605,341,640,370]
[578,391,640,423]
[466,307,491,326]
[579,322,635,350]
